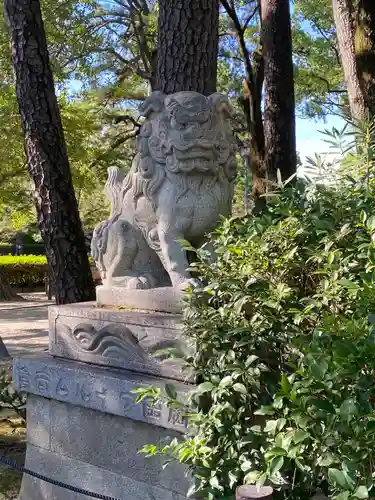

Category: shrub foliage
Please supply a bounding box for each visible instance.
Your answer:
[140,177,375,500]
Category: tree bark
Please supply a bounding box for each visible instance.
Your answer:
[5,0,95,304]
[156,0,219,95]
[332,0,367,120]
[261,0,296,183]
[355,0,375,118]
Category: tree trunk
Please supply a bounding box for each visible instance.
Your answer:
[240,58,266,201]
[355,0,375,118]
[261,0,296,183]
[332,0,367,120]
[156,0,219,95]
[5,0,95,305]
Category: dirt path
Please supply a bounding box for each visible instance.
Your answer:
[0,293,52,358]
[0,293,51,498]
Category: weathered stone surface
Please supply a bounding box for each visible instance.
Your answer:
[48,302,193,382]
[95,286,183,313]
[26,393,51,450]
[91,91,237,289]
[14,354,192,432]
[19,443,187,500]
[26,395,190,495]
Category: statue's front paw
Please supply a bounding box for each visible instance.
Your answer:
[127,274,157,290]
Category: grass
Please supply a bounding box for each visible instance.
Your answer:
[0,414,26,500]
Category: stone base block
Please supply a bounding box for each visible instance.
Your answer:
[96,286,182,313]
[20,396,189,500]
[13,355,192,432]
[14,355,194,499]
[48,302,193,382]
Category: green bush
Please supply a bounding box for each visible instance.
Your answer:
[0,255,47,286]
[138,175,375,500]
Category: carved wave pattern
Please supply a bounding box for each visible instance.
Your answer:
[69,323,148,364]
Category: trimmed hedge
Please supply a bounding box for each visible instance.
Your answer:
[0,255,100,287]
[0,255,48,286]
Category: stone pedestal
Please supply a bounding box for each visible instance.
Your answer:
[48,302,192,382]
[14,293,195,499]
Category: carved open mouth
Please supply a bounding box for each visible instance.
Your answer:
[174,148,214,162]
[176,158,215,172]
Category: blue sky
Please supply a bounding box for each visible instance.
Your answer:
[296,115,346,163]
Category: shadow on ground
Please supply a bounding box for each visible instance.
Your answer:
[0,307,49,323]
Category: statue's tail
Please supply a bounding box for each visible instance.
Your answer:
[91,167,124,274]
[106,166,125,218]
[91,220,109,276]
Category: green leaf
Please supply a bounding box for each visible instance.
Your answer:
[307,397,335,413]
[361,210,368,223]
[327,251,335,265]
[165,384,177,400]
[295,458,306,471]
[281,374,291,394]
[264,420,278,434]
[336,492,350,500]
[328,468,350,489]
[219,376,233,388]
[353,486,369,499]
[197,382,214,393]
[305,354,328,378]
[257,473,267,488]
[240,461,253,472]
[293,430,309,444]
[266,447,287,457]
[340,399,358,419]
[269,456,284,476]
[254,406,275,416]
[318,453,336,466]
[233,383,247,394]
[367,215,375,231]
[338,279,359,290]
[277,418,287,431]
[209,476,221,489]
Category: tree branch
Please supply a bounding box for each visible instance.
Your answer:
[105,113,141,127]
[311,73,347,93]
[244,5,259,30]
[89,130,138,170]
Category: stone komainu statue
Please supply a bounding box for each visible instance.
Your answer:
[91,91,237,289]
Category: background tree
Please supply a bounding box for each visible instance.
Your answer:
[293,0,345,118]
[156,0,219,95]
[355,0,375,117]
[4,0,95,304]
[261,0,296,183]
[220,0,266,198]
[331,0,366,120]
